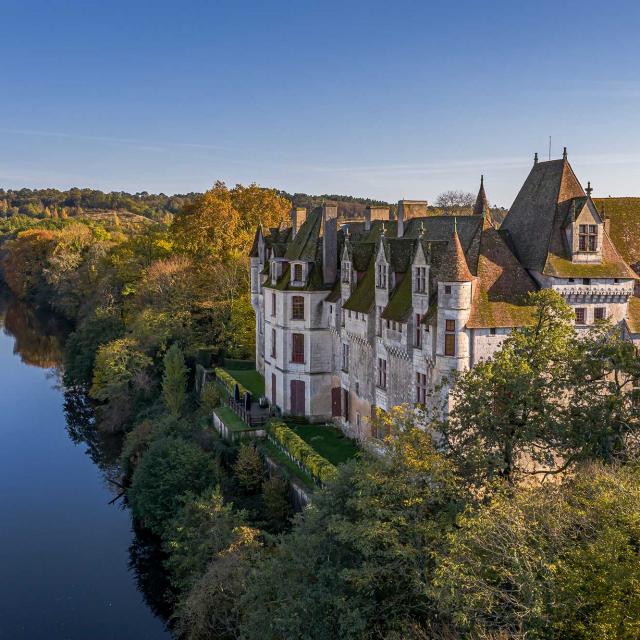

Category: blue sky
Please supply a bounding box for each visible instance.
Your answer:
[1,0,639,206]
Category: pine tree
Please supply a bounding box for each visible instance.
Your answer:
[163,343,187,417]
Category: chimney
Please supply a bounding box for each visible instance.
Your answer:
[290,207,307,238]
[322,202,339,285]
[397,199,427,237]
[364,205,390,231]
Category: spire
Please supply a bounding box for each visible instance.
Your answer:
[473,175,490,216]
[438,224,474,283]
[563,146,568,160]
[534,152,538,165]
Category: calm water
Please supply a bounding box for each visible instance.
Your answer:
[0,294,171,639]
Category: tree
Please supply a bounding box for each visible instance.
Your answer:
[433,463,640,640]
[233,444,264,494]
[567,324,640,463]
[163,342,188,417]
[164,488,248,592]
[241,406,463,640]
[128,436,219,535]
[444,290,577,486]
[262,475,292,532]
[434,190,475,214]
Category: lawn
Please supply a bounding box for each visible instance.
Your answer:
[214,405,255,432]
[287,421,359,466]
[223,368,265,398]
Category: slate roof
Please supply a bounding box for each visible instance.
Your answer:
[284,208,322,261]
[467,219,538,328]
[342,254,375,313]
[437,227,474,282]
[593,197,640,273]
[626,296,640,334]
[473,175,490,216]
[501,158,637,279]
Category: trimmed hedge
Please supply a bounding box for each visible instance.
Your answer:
[214,367,250,399]
[267,421,337,485]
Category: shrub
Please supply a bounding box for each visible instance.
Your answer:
[162,342,188,417]
[199,380,221,415]
[214,367,249,398]
[262,475,292,532]
[120,419,156,481]
[267,421,337,485]
[128,436,219,535]
[233,444,264,494]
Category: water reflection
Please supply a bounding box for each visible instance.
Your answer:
[0,287,174,638]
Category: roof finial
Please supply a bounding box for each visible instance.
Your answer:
[586,181,593,197]
[480,174,484,187]
[534,152,538,165]
[454,216,458,235]
[563,146,568,160]
[418,220,425,238]
[380,222,386,237]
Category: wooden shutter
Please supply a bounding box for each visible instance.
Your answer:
[331,387,342,417]
[290,380,305,415]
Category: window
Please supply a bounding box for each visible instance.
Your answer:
[490,327,497,336]
[575,307,586,325]
[271,292,276,317]
[376,263,387,288]
[342,343,350,372]
[444,319,456,356]
[416,372,428,404]
[578,224,598,252]
[292,296,305,320]
[568,278,575,283]
[293,263,303,282]
[377,358,387,389]
[271,328,276,358]
[342,262,351,283]
[414,314,422,347]
[614,278,620,284]
[376,306,383,336]
[291,333,305,363]
[414,266,427,293]
[594,307,607,321]
[444,285,452,294]
[355,382,359,395]
[356,412,361,430]
[583,278,591,285]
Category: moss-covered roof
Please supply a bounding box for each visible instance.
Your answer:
[593,197,640,273]
[626,296,640,334]
[343,256,375,313]
[284,208,321,261]
[381,270,413,321]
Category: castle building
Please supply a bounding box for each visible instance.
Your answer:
[249,152,640,438]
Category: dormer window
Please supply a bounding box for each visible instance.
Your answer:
[293,263,303,282]
[376,263,387,289]
[579,224,598,252]
[414,266,427,293]
[342,262,352,283]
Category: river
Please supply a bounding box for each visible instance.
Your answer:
[0,292,172,639]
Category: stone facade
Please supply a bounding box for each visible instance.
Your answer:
[250,153,640,438]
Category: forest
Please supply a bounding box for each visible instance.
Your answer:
[1,182,640,640]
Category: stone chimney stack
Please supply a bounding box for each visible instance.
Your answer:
[322,202,339,285]
[290,207,307,238]
[397,199,428,237]
[364,205,390,231]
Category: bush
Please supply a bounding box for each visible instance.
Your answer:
[128,436,219,535]
[267,421,337,485]
[214,367,249,398]
[120,419,155,481]
[199,380,221,415]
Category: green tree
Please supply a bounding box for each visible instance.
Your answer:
[241,406,463,640]
[233,444,264,494]
[262,475,292,532]
[163,342,188,417]
[164,488,247,592]
[433,463,640,640]
[128,436,219,535]
[444,290,577,486]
